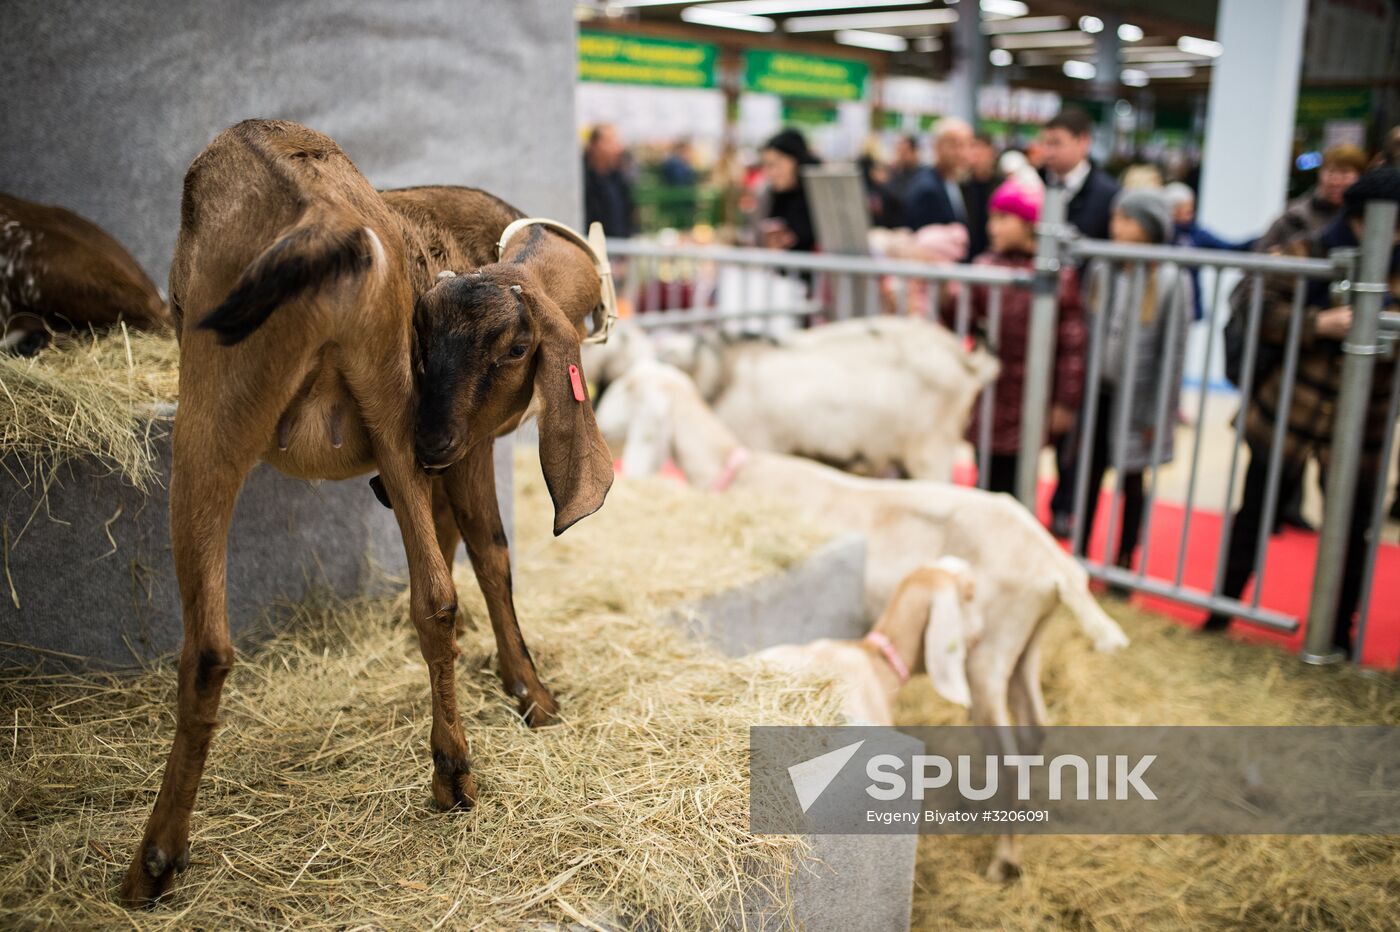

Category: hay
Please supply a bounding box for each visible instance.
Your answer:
[0,329,180,490]
[897,602,1400,931]
[0,454,842,929]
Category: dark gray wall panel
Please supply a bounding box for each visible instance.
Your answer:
[0,0,580,282]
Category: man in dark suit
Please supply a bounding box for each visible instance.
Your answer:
[1039,107,1118,240]
[1040,107,1120,538]
[961,130,999,259]
[901,117,973,253]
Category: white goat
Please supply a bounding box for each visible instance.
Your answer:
[756,557,980,727]
[596,360,1129,881]
[592,317,999,481]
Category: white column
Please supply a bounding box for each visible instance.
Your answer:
[1197,0,1309,241]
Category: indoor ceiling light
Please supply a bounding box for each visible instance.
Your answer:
[1078,15,1103,33]
[600,0,720,6]
[679,6,775,31]
[982,15,1069,34]
[1141,62,1196,78]
[784,9,958,32]
[1121,46,1217,63]
[1062,59,1096,80]
[993,30,1094,49]
[980,0,1029,17]
[1118,23,1144,42]
[703,0,926,14]
[989,48,1013,66]
[1121,68,1149,86]
[1177,35,1222,58]
[835,29,909,51]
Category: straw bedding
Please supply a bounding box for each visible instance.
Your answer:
[0,454,841,930]
[0,329,180,490]
[898,604,1400,931]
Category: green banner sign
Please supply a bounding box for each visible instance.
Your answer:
[783,101,839,127]
[578,31,717,89]
[745,50,867,102]
[1296,88,1371,124]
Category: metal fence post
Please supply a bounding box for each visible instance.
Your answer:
[1302,199,1397,664]
[1016,187,1068,509]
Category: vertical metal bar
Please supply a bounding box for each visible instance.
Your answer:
[764,260,776,333]
[1212,274,1265,596]
[741,262,754,334]
[977,285,1002,490]
[955,281,972,341]
[1017,186,1067,509]
[1102,262,1146,568]
[895,275,910,317]
[1304,201,1398,663]
[1249,277,1307,608]
[837,273,853,321]
[621,256,640,320]
[1175,266,1228,586]
[1137,265,1187,577]
[1071,262,1112,558]
[1354,363,1400,664]
[646,257,661,320]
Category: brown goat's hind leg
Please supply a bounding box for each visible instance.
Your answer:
[376,445,475,810]
[447,442,558,727]
[119,420,253,907]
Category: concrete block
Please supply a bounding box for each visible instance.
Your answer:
[0,417,513,670]
[668,533,869,657]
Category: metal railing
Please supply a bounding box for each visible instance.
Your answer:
[605,196,1399,667]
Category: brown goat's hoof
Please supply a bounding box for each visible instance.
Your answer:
[431,752,477,810]
[520,690,560,728]
[118,841,188,908]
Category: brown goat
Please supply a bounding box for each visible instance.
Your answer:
[0,192,170,353]
[119,119,614,907]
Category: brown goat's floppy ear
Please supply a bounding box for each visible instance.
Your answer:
[532,296,614,536]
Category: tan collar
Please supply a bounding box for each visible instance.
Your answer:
[496,218,617,345]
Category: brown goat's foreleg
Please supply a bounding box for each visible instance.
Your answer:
[446,442,558,727]
[119,424,251,907]
[376,445,475,810]
[430,480,470,636]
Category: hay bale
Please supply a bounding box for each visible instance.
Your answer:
[896,603,1400,931]
[0,329,180,490]
[0,454,845,928]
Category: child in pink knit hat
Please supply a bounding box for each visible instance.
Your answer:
[940,177,1086,494]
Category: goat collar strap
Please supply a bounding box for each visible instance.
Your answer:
[711,446,750,493]
[495,217,617,345]
[864,631,911,685]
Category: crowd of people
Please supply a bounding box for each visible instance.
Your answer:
[583,112,1400,659]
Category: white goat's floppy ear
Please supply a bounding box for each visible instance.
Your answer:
[436,270,457,281]
[924,581,973,708]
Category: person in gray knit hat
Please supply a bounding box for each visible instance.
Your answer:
[1112,187,1174,245]
[1067,184,1191,584]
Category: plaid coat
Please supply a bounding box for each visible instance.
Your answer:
[1242,229,1398,470]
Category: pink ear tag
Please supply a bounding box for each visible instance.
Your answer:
[568,364,586,402]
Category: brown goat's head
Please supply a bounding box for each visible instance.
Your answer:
[413,264,613,534]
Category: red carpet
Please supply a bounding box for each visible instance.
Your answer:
[950,462,1400,668]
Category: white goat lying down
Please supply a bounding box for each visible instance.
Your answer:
[756,557,981,727]
[585,317,999,481]
[596,360,1129,881]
